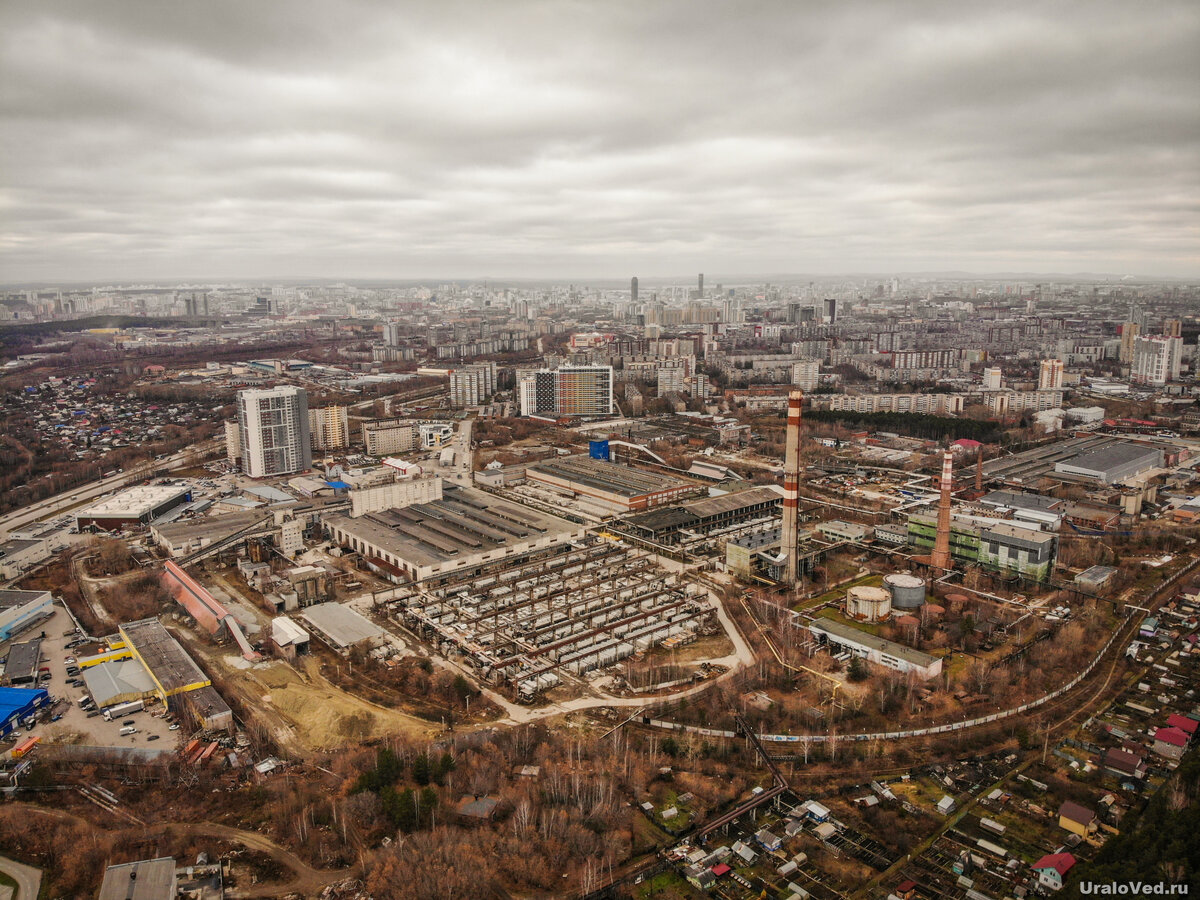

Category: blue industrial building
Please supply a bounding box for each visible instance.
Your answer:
[0,686,50,737]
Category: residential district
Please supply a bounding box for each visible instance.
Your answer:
[0,276,1196,899]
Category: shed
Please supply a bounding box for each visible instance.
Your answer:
[937,795,957,815]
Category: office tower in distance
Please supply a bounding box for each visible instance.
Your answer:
[630,276,638,305]
[822,297,838,322]
[238,386,312,478]
[1038,358,1064,391]
[1165,319,1182,338]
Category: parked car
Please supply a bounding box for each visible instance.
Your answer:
[146,735,160,742]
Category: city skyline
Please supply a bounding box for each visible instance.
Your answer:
[2,1,1198,282]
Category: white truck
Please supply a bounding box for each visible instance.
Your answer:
[104,699,145,721]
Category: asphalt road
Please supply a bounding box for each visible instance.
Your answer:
[0,438,220,540]
[0,855,42,900]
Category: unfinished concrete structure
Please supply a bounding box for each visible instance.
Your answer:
[389,539,711,701]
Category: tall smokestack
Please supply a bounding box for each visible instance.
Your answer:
[975,449,984,493]
[782,390,803,585]
[930,449,954,573]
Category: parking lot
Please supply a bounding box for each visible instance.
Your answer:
[3,604,180,749]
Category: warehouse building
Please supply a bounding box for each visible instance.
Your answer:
[76,484,193,531]
[82,658,157,708]
[807,618,943,680]
[323,485,585,582]
[150,510,273,557]
[0,589,54,641]
[0,686,51,737]
[299,602,383,652]
[0,538,54,580]
[2,639,41,684]
[97,858,177,900]
[525,455,699,514]
[1053,442,1165,485]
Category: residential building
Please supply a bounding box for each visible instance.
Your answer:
[363,418,421,456]
[1118,322,1141,363]
[449,362,496,408]
[1033,853,1076,891]
[1131,335,1183,385]
[1038,358,1064,391]
[519,365,614,417]
[815,393,965,416]
[790,358,819,391]
[238,386,312,478]
[309,405,349,452]
[1057,800,1096,838]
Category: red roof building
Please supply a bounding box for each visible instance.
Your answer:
[1166,713,1198,735]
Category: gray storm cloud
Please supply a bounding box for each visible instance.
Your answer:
[0,0,1197,281]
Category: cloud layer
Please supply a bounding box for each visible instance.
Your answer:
[2,1,1197,281]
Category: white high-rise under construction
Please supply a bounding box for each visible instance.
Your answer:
[238,385,312,478]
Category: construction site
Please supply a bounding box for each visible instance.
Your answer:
[384,538,717,702]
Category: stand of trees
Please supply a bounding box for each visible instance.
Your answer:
[805,409,1003,443]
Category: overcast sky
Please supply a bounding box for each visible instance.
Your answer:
[1,1,1197,283]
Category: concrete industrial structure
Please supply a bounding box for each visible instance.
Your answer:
[930,450,954,573]
[782,390,803,585]
[394,539,710,700]
[299,602,384,652]
[323,485,586,582]
[618,486,784,546]
[525,455,698,514]
[807,618,942,680]
[845,585,891,622]
[909,513,1058,582]
[883,573,926,610]
[75,484,192,531]
[237,385,312,478]
[97,858,177,900]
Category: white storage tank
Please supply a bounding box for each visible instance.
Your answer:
[845,585,892,622]
[884,573,926,610]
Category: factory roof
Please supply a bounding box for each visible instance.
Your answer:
[0,538,40,556]
[808,617,939,668]
[1057,441,1163,474]
[0,589,50,609]
[683,485,783,518]
[980,490,1061,512]
[272,617,309,647]
[120,619,209,692]
[98,857,177,900]
[4,640,41,678]
[527,455,691,498]
[151,510,272,548]
[300,603,383,649]
[78,484,191,520]
[242,484,296,504]
[981,522,1057,544]
[325,486,578,567]
[82,658,156,707]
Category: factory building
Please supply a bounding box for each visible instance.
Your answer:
[0,589,54,641]
[75,484,192,531]
[619,486,784,545]
[807,618,942,680]
[299,602,384,653]
[323,485,585,582]
[525,455,699,514]
[908,513,1057,582]
[97,858,177,900]
[1053,442,1165,484]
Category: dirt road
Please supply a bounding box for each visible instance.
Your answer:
[9,803,356,898]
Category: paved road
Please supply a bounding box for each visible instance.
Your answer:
[0,438,220,540]
[0,855,42,900]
